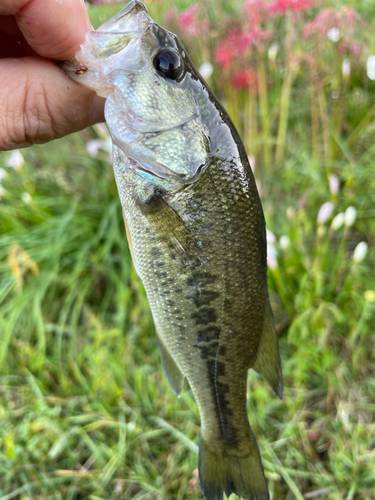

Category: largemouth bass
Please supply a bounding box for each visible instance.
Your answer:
[62,2,283,499]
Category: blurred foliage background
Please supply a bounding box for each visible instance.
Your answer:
[1,0,375,499]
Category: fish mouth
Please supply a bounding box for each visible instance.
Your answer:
[95,0,150,33]
[60,0,153,97]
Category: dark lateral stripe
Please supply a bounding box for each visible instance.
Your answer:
[186,271,217,287]
[193,341,219,359]
[206,359,238,445]
[191,307,217,326]
[197,325,221,343]
[186,289,220,308]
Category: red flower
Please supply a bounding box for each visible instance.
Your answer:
[168,3,208,38]
[179,4,198,28]
[226,29,254,54]
[215,26,272,72]
[267,0,313,14]
[231,69,258,89]
[215,42,233,71]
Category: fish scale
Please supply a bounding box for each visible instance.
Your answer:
[61,1,283,498]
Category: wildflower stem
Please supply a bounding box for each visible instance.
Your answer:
[213,0,224,31]
[349,300,372,347]
[275,13,298,164]
[318,84,330,160]
[310,68,320,159]
[345,100,375,149]
[275,60,299,164]
[246,85,258,158]
[330,46,344,161]
[257,49,271,171]
[226,87,240,134]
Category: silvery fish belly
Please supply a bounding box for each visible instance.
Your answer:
[62,2,283,499]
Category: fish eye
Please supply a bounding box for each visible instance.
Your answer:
[153,49,185,81]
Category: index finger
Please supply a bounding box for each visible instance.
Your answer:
[1,0,92,60]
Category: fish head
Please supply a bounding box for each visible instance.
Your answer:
[62,0,210,187]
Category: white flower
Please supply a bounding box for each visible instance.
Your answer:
[21,192,32,204]
[353,242,368,263]
[268,42,279,61]
[86,139,106,158]
[266,229,276,245]
[199,62,213,79]
[317,202,334,224]
[344,206,357,227]
[328,174,339,195]
[342,58,351,78]
[127,421,136,431]
[327,28,340,43]
[267,256,278,271]
[267,255,278,270]
[6,149,24,170]
[0,168,7,181]
[279,235,291,250]
[367,55,375,81]
[267,244,278,270]
[331,212,345,231]
[248,155,256,173]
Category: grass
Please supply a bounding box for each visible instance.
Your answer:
[1,1,375,499]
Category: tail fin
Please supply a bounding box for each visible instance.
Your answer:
[198,433,269,500]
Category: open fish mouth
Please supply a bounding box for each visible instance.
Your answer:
[60,0,205,183]
[60,0,153,97]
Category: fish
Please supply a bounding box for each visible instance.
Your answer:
[61,2,283,499]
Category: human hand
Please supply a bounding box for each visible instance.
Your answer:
[0,0,105,151]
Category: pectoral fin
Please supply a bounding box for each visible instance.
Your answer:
[251,302,283,399]
[138,193,203,262]
[156,330,185,397]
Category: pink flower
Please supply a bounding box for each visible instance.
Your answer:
[215,42,233,71]
[231,69,258,89]
[168,4,208,38]
[243,0,272,25]
[215,27,272,72]
[227,29,254,53]
[317,202,334,225]
[179,4,197,27]
[303,8,365,57]
[350,42,362,59]
[303,8,360,39]
[267,0,312,14]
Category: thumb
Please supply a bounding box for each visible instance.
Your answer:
[0,57,105,151]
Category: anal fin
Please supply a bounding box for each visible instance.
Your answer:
[251,301,283,399]
[156,330,185,397]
